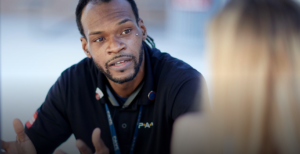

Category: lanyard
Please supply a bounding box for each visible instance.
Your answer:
[105,104,143,154]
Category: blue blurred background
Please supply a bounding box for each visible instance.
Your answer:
[1,0,226,153]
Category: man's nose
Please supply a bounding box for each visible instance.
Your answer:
[106,37,126,54]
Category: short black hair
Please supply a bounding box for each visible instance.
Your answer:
[75,0,140,38]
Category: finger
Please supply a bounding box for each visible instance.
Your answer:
[92,128,102,151]
[76,139,93,154]
[92,128,109,154]
[13,119,26,142]
[54,149,68,154]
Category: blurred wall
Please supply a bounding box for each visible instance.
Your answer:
[1,0,76,16]
[1,0,227,38]
[1,0,166,28]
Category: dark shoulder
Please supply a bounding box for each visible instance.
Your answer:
[45,58,93,105]
[60,58,93,78]
[61,58,92,75]
[149,48,201,83]
[58,58,96,86]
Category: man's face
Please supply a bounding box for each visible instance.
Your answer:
[80,0,147,84]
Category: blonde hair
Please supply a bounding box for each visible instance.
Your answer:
[205,0,300,153]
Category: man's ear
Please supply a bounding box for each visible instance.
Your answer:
[80,37,91,58]
[138,18,147,41]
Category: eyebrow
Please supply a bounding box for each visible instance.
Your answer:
[89,31,102,36]
[117,19,132,25]
[88,19,133,36]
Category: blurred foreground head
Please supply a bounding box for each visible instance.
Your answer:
[206,0,300,153]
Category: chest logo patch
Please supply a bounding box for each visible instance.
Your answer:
[95,87,104,100]
[138,122,154,129]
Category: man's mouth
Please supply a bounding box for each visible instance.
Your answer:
[107,56,133,71]
[110,60,132,67]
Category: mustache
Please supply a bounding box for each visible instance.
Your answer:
[105,55,134,67]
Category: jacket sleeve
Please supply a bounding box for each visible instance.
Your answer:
[24,73,72,154]
[170,73,208,120]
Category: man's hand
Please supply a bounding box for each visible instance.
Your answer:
[55,128,109,154]
[1,119,37,154]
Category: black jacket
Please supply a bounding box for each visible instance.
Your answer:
[25,43,206,154]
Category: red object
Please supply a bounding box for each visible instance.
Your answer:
[26,111,38,128]
[96,93,101,100]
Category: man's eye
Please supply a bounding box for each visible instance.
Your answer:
[95,37,104,42]
[122,29,132,35]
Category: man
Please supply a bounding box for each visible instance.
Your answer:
[1,0,206,153]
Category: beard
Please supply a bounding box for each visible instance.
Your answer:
[93,44,144,84]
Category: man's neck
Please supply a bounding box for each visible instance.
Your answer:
[107,58,145,97]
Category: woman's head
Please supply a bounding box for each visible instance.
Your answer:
[207,0,300,153]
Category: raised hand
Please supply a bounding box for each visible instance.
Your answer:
[1,119,36,154]
[54,128,109,154]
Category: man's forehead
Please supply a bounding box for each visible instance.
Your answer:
[81,0,135,28]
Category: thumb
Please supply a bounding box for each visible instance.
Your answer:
[13,118,26,142]
[92,128,109,154]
